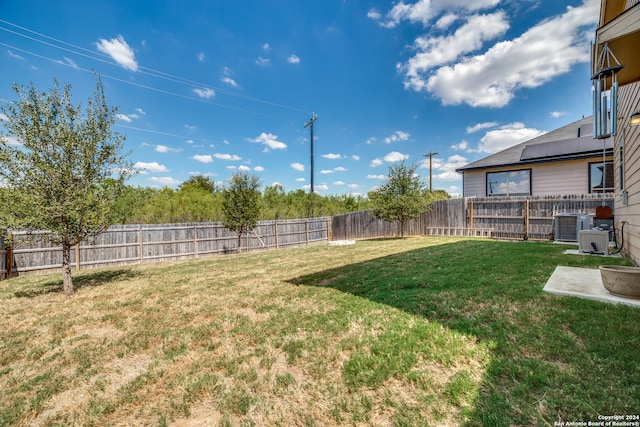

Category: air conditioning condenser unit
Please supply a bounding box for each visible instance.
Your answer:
[578,230,609,254]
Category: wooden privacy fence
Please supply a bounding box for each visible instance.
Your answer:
[1,218,330,278]
[332,193,615,241]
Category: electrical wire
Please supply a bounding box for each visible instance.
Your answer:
[0,19,310,117]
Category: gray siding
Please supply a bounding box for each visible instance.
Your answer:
[613,80,640,264]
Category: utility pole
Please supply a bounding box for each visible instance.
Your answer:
[304,112,317,193]
[423,150,438,192]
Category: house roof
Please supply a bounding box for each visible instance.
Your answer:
[456,116,614,172]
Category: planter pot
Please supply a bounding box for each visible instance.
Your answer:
[599,266,640,299]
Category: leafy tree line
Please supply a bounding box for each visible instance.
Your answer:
[111,176,377,224]
[112,177,449,225]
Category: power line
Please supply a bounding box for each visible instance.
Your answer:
[114,124,216,143]
[0,41,302,125]
[0,19,310,115]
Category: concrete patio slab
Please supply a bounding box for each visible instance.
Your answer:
[543,266,640,308]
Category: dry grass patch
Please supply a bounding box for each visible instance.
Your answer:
[3,237,636,425]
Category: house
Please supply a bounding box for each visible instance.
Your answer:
[594,0,640,264]
[456,116,614,198]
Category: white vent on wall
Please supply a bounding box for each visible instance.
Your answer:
[579,230,609,254]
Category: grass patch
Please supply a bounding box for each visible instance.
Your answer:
[0,237,638,426]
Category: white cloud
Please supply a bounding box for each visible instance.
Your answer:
[451,140,468,151]
[95,35,138,71]
[214,153,241,161]
[133,161,169,174]
[550,111,567,118]
[334,181,345,186]
[384,130,410,144]
[155,144,182,153]
[401,11,509,89]
[57,57,78,69]
[256,57,271,66]
[288,54,301,64]
[371,0,500,28]
[116,113,132,123]
[352,155,361,161]
[320,169,334,174]
[367,8,382,20]
[431,154,467,181]
[466,122,498,133]
[149,176,181,186]
[348,184,360,189]
[370,158,383,167]
[291,163,305,172]
[296,177,305,182]
[366,137,377,145]
[117,109,145,123]
[322,153,343,159]
[238,165,251,172]
[197,52,205,62]
[192,154,213,163]
[334,166,347,172]
[306,184,329,191]
[262,43,270,51]
[249,132,287,151]
[367,174,385,179]
[476,122,545,154]
[185,124,198,131]
[436,13,458,30]
[192,87,215,99]
[7,50,25,61]
[384,151,409,162]
[254,166,264,172]
[421,1,599,107]
[188,171,214,177]
[221,76,238,87]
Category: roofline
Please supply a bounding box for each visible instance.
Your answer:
[455,149,613,173]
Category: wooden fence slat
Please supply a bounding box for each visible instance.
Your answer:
[332,194,614,241]
[2,217,331,278]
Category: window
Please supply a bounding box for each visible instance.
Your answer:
[589,161,614,193]
[486,170,531,196]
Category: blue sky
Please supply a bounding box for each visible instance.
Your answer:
[0,0,599,195]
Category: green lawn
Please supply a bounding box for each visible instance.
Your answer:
[1,237,638,426]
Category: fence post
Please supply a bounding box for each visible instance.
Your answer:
[524,199,530,241]
[6,232,13,278]
[75,243,80,271]
[194,225,198,258]
[274,222,279,249]
[469,200,474,229]
[305,220,309,245]
[139,225,143,264]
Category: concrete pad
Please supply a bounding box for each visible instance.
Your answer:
[543,266,640,308]
[562,249,622,257]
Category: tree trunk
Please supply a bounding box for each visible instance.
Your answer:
[400,217,405,239]
[237,232,243,254]
[61,241,74,297]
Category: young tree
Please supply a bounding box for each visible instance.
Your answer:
[368,162,429,238]
[0,77,135,296]
[178,175,217,193]
[221,172,262,253]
